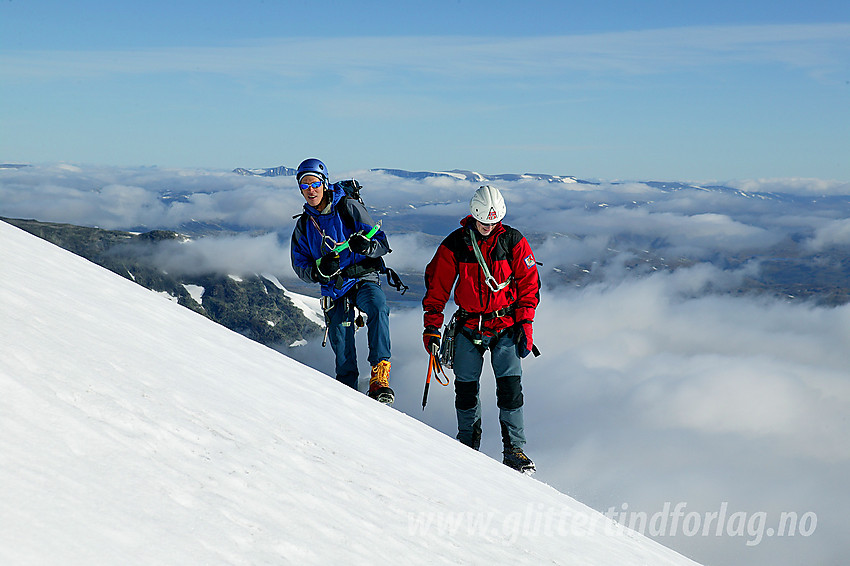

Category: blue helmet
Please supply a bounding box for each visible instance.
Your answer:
[296,158,329,184]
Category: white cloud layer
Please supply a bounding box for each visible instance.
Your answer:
[361,269,850,566]
[3,163,850,565]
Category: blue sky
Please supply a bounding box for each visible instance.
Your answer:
[2,0,849,180]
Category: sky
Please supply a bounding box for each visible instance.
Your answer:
[3,165,850,565]
[1,0,849,181]
[0,219,705,566]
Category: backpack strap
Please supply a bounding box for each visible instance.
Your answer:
[336,195,357,233]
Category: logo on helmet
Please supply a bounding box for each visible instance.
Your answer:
[487,207,498,220]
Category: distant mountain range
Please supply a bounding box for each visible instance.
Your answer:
[233,165,597,185]
[233,165,296,177]
[368,168,599,185]
[642,180,850,206]
[232,165,850,208]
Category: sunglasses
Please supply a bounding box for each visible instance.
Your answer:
[300,181,324,190]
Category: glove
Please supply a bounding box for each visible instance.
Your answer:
[348,231,375,255]
[313,252,340,283]
[423,326,441,356]
[515,320,533,358]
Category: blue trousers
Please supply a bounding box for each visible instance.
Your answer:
[326,281,391,389]
[452,330,525,451]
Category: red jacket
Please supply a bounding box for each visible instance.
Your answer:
[423,215,540,337]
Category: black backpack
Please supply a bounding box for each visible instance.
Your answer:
[335,179,365,208]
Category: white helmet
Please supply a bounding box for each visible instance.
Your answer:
[470,185,506,224]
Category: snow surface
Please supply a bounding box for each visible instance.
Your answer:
[183,283,205,305]
[0,220,700,566]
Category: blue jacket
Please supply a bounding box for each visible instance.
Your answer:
[290,183,390,301]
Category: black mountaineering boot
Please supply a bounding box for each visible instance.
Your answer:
[503,446,535,475]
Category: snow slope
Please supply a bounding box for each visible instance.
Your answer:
[0,220,700,566]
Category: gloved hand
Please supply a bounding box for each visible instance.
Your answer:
[515,320,534,358]
[423,326,441,356]
[348,231,376,255]
[313,252,340,283]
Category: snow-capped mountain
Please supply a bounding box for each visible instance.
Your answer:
[370,168,596,185]
[235,164,596,185]
[233,165,297,177]
[233,165,850,208]
[0,218,701,566]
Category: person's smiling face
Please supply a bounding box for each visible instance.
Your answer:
[299,175,326,208]
[475,220,497,237]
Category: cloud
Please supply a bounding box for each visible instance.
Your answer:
[378,232,443,272]
[729,177,850,195]
[806,218,850,250]
[143,233,294,277]
[0,165,301,231]
[534,207,779,258]
[3,24,848,84]
[517,269,850,565]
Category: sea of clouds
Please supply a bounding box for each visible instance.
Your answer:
[3,163,850,566]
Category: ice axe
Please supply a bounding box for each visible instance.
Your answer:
[315,220,382,269]
[422,343,449,410]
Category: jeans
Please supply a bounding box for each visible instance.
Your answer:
[452,330,525,450]
[326,281,391,389]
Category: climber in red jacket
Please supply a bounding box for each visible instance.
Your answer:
[422,185,540,473]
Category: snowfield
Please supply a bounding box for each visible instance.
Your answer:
[0,221,700,565]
